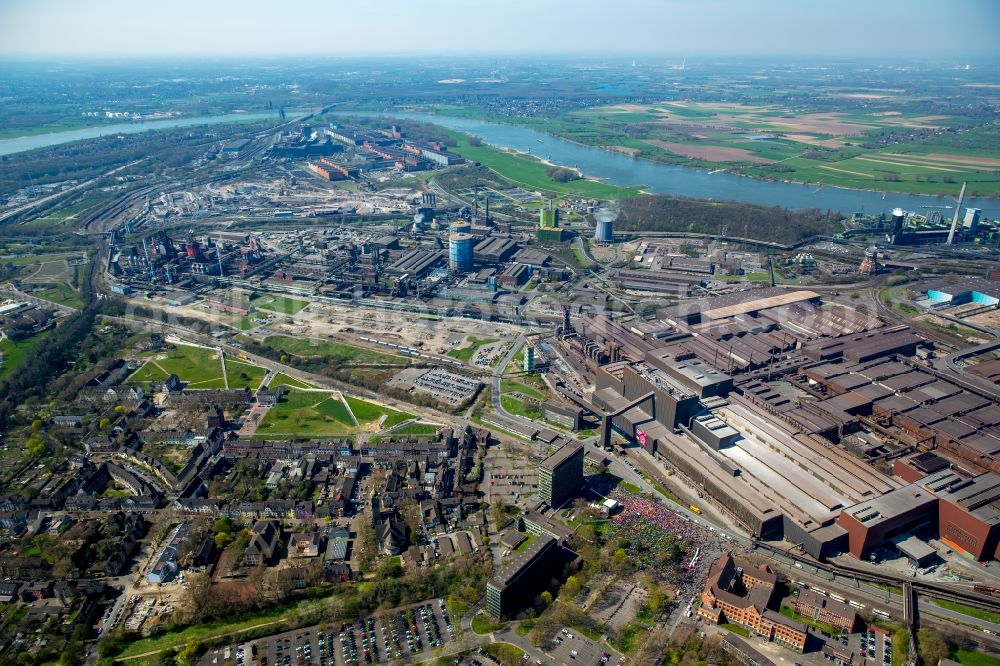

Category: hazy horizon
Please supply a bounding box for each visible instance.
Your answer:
[1,0,997,59]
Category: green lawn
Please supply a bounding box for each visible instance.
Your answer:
[128,344,225,387]
[931,598,1000,625]
[480,643,522,665]
[112,604,293,659]
[265,335,405,364]
[952,649,1000,666]
[251,293,310,315]
[500,378,546,419]
[514,534,536,553]
[500,379,545,401]
[389,422,439,436]
[501,395,542,419]
[32,282,84,308]
[268,372,315,390]
[344,395,413,427]
[224,358,267,389]
[446,336,499,362]
[0,331,51,379]
[612,622,644,653]
[443,129,643,200]
[471,614,508,635]
[252,390,356,438]
[237,315,259,330]
[720,623,750,638]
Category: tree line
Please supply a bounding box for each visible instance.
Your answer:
[617,195,843,245]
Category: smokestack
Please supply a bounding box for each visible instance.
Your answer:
[484,196,489,223]
[947,181,968,245]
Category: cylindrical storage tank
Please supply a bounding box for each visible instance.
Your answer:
[595,220,614,244]
[450,220,472,235]
[449,233,474,272]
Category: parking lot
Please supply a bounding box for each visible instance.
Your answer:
[202,599,457,665]
[837,627,892,666]
[388,368,482,407]
[483,446,538,508]
[547,628,624,666]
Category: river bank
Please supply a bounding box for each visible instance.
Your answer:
[0,111,282,157]
[407,106,998,200]
[334,110,1000,218]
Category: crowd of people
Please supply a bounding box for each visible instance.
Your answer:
[606,487,734,605]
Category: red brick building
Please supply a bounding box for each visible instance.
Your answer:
[698,554,808,652]
[837,467,1000,562]
[791,589,857,632]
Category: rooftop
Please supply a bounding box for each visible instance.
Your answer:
[488,534,556,590]
[540,442,584,472]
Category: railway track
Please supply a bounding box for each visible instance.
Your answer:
[754,541,1000,613]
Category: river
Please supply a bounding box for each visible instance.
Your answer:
[0,112,279,158]
[350,112,998,218]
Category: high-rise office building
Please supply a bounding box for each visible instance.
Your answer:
[538,443,584,508]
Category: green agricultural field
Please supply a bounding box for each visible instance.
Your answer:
[447,336,499,362]
[128,344,225,387]
[251,293,310,315]
[344,395,413,427]
[444,100,1000,197]
[224,358,267,389]
[0,331,51,379]
[268,372,315,390]
[265,335,405,365]
[253,390,355,438]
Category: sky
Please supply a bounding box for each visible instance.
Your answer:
[0,0,997,59]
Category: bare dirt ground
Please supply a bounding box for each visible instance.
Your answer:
[769,112,875,136]
[914,153,1000,167]
[289,301,520,356]
[964,309,1000,329]
[23,259,71,283]
[645,140,775,163]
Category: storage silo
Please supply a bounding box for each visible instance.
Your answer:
[594,209,616,245]
[449,233,474,272]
